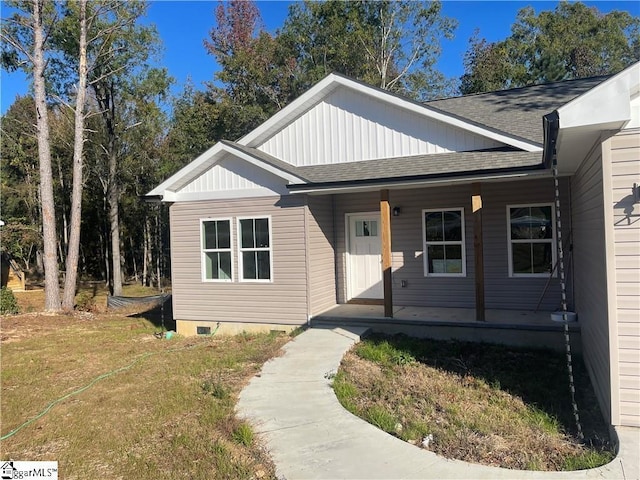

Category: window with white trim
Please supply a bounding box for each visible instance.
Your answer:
[507,204,555,276]
[201,219,232,281]
[238,217,272,281]
[423,208,466,276]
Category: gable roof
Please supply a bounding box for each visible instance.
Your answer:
[147,71,623,200]
[146,140,307,198]
[237,73,542,152]
[426,76,610,145]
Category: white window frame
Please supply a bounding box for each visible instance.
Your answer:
[506,203,557,278]
[422,208,467,277]
[200,218,233,282]
[237,216,273,283]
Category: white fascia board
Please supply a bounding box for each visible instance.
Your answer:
[146,142,224,197]
[557,62,639,130]
[146,142,306,199]
[238,73,542,152]
[223,145,306,184]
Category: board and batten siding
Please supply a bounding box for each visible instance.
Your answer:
[610,128,640,427]
[258,88,502,166]
[570,140,612,425]
[333,178,568,310]
[307,196,337,315]
[169,196,308,325]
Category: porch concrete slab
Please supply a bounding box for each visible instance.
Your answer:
[237,326,633,480]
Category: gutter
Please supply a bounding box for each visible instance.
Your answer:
[542,111,560,168]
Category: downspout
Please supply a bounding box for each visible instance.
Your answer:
[542,111,560,169]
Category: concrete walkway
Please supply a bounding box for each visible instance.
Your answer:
[238,325,638,480]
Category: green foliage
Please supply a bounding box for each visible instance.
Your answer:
[280,0,457,101]
[562,450,615,471]
[355,339,416,367]
[461,2,640,94]
[231,422,254,447]
[364,405,397,432]
[0,287,20,315]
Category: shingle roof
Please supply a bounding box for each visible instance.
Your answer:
[220,140,311,182]
[425,76,609,145]
[289,149,543,188]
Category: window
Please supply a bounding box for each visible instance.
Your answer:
[238,217,272,281]
[423,209,466,276]
[201,219,232,281]
[355,220,378,237]
[507,204,555,276]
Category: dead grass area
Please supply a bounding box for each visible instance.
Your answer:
[334,333,614,472]
[1,311,287,479]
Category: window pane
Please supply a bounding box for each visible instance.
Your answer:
[243,251,256,279]
[425,212,443,241]
[532,243,552,273]
[428,245,445,273]
[217,221,230,249]
[218,252,232,280]
[355,221,364,237]
[203,221,217,249]
[444,245,462,274]
[512,243,532,274]
[240,219,254,249]
[257,251,271,280]
[368,221,378,237]
[204,252,215,279]
[530,206,553,239]
[443,211,462,241]
[255,218,269,248]
[510,207,533,240]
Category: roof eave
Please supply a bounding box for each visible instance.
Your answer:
[287,163,549,194]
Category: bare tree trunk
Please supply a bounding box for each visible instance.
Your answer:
[33,0,61,312]
[155,209,161,289]
[108,148,122,296]
[62,0,88,311]
[57,157,68,258]
[143,215,151,286]
[129,236,138,283]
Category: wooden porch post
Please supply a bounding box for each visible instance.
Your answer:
[381,189,393,318]
[472,183,485,321]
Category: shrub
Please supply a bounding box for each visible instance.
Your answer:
[0,287,20,314]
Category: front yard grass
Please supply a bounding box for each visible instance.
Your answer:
[1,303,287,479]
[333,333,615,471]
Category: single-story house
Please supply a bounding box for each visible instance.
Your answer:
[148,63,639,432]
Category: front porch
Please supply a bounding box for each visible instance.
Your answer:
[312,304,581,353]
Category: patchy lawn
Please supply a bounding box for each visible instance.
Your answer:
[333,333,614,472]
[1,300,287,479]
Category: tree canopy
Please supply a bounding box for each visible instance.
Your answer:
[461,2,640,94]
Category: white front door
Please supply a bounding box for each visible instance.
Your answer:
[348,214,383,299]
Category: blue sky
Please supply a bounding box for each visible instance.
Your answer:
[1,0,639,114]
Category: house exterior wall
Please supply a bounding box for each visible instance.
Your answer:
[307,195,338,315]
[570,140,612,425]
[169,196,308,327]
[333,178,570,310]
[258,88,502,166]
[610,128,640,427]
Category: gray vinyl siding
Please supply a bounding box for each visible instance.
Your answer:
[333,178,569,310]
[570,143,612,425]
[169,196,308,325]
[307,195,337,315]
[611,128,640,427]
[482,178,570,311]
